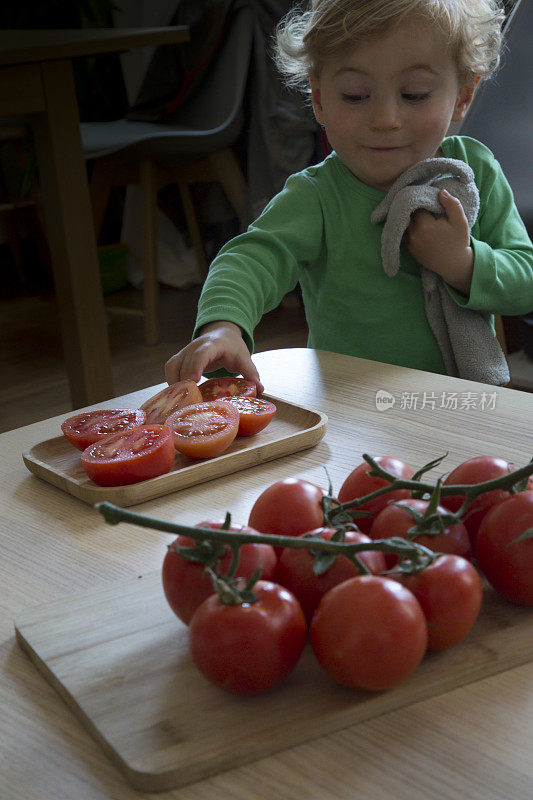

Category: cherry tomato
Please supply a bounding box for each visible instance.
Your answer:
[224,396,277,436]
[338,456,415,533]
[310,575,427,691]
[162,521,277,625]
[248,478,326,556]
[189,580,307,695]
[61,408,147,451]
[394,555,483,650]
[369,498,471,565]
[476,491,533,605]
[275,527,386,622]
[140,380,202,424]
[80,424,175,486]
[199,376,257,401]
[165,400,239,459]
[440,456,533,551]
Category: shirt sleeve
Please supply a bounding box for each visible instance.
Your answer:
[193,172,325,352]
[448,151,533,315]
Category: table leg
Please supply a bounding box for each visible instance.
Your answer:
[31,59,114,408]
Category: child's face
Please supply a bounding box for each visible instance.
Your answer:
[309,17,475,191]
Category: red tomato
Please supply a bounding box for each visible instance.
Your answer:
[61,408,147,451]
[441,456,533,551]
[394,555,483,650]
[189,580,307,694]
[140,380,202,424]
[476,491,533,605]
[310,575,427,691]
[162,521,277,625]
[199,376,257,401]
[275,527,386,622]
[224,396,277,436]
[248,478,326,555]
[165,400,239,459]
[369,498,471,564]
[338,456,415,533]
[80,424,175,486]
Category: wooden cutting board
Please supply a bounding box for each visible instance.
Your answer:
[22,395,327,506]
[15,570,533,793]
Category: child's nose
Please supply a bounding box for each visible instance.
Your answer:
[369,98,401,130]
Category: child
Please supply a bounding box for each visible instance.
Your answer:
[165,0,533,391]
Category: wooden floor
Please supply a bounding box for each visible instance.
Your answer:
[0,260,309,434]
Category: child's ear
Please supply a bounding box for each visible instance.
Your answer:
[309,71,324,125]
[452,77,479,122]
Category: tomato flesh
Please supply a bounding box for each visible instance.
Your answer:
[140,380,202,424]
[224,396,277,436]
[80,424,175,486]
[199,376,257,401]
[165,400,239,459]
[61,408,147,451]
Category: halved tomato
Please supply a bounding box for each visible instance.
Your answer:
[199,376,257,401]
[140,380,202,424]
[224,396,277,436]
[165,400,239,459]
[61,409,147,451]
[80,424,175,486]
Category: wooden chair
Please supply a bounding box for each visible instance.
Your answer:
[80,5,254,345]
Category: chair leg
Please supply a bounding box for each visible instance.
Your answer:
[207,148,246,218]
[140,160,159,345]
[177,176,209,279]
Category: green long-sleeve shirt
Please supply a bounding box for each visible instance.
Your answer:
[195,136,533,374]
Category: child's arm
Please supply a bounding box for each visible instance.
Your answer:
[165,170,324,391]
[165,321,264,392]
[404,189,474,295]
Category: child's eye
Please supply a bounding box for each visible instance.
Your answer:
[341,93,369,103]
[402,92,431,102]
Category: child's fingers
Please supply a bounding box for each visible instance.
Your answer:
[231,356,264,394]
[439,189,468,228]
[164,352,184,385]
[165,347,207,384]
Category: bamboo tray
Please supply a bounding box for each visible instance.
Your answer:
[14,570,533,793]
[21,395,327,506]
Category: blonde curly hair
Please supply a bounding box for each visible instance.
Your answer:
[275,0,505,92]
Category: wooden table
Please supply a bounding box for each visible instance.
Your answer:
[1,348,532,799]
[0,27,189,408]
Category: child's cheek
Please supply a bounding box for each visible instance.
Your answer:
[413,110,454,144]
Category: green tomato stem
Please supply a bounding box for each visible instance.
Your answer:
[96,501,435,565]
[332,454,533,521]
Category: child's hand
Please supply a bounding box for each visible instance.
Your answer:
[165,321,264,393]
[404,189,474,295]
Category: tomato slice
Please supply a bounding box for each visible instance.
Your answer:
[199,376,257,401]
[61,409,147,451]
[224,396,277,436]
[80,424,175,486]
[140,380,202,424]
[165,400,239,459]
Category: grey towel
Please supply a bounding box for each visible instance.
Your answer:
[370,157,509,385]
